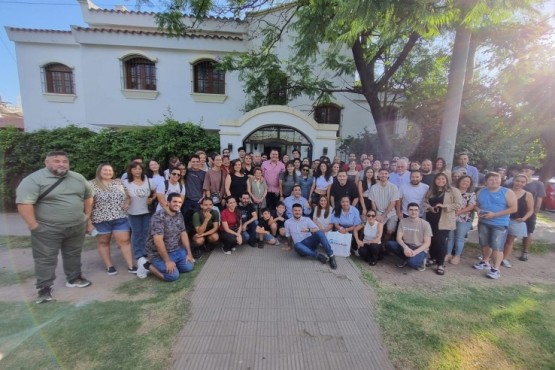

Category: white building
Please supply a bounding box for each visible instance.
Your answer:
[7,0,403,158]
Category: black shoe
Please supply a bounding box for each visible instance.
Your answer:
[248,239,257,247]
[192,247,203,259]
[316,253,329,264]
[257,241,264,249]
[329,255,337,270]
[369,260,377,266]
[36,286,54,304]
[396,260,408,268]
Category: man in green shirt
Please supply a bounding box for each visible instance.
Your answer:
[16,151,93,303]
[191,197,220,255]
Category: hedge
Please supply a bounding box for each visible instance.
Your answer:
[0,118,220,211]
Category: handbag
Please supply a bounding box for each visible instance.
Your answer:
[211,171,224,204]
[325,231,352,257]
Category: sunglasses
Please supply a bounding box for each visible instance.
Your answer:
[366,214,376,217]
[171,172,181,176]
[302,169,310,172]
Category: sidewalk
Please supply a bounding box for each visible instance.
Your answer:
[173,245,394,370]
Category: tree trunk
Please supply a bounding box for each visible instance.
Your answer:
[365,94,393,160]
[437,23,471,169]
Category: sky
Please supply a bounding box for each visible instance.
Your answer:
[0,0,161,106]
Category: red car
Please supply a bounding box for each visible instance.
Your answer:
[544,178,555,212]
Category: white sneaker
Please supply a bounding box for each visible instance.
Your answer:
[486,268,501,280]
[136,257,149,279]
[501,259,512,268]
[473,261,491,270]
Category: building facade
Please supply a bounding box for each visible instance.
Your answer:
[7,0,403,158]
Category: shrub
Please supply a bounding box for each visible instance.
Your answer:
[0,118,219,211]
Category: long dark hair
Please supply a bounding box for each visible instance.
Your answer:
[315,195,331,219]
[145,159,163,179]
[283,160,298,183]
[426,172,452,198]
[126,161,146,182]
[361,166,376,191]
[315,161,332,182]
[334,196,351,218]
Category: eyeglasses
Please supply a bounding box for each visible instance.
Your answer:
[302,169,310,172]
[171,172,181,176]
[366,214,376,217]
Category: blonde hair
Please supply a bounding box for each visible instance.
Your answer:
[93,163,113,191]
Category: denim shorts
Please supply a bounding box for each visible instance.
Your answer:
[263,233,277,242]
[93,217,130,235]
[508,219,527,238]
[478,222,508,251]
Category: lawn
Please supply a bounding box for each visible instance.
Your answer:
[0,244,205,370]
[357,246,555,370]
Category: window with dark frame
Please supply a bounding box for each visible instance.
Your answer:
[124,57,156,90]
[44,63,74,94]
[314,104,341,125]
[193,60,225,94]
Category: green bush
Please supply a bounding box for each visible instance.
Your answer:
[0,118,220,211]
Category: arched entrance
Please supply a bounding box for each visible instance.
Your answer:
[243,125,312,159]
[219,105,338,160]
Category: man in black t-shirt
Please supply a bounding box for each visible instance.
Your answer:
[237,193,258,246]
[330,171,359,209]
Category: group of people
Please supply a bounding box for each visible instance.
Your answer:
[16,149,546,304]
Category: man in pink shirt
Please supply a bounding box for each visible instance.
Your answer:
[261,149,285,209]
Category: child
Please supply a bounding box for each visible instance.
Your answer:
[256,208,279,248]
[270,202,289,250]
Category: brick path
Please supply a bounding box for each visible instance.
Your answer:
[173,244,394,370]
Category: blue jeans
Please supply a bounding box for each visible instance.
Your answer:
[447,221,472,256]
[128,213,151,259]
[386,241,427,269]
[478,222,508,252]
[294,230,333,258]
[151,248,194,282]
[242,221,258,242]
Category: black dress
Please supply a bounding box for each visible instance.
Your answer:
[426,192,449,266]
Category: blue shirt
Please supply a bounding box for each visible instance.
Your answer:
[331,206,361,228]
[283,195,311,218]
[477,187,510,227]
[285,216,318,244]
[389,171,410,188]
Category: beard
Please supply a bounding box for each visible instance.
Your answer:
[50,168,68,176]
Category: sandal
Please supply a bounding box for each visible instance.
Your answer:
[436,265,445,276]
[426,258,435,267]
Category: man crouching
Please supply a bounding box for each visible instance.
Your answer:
[141,192,194,281]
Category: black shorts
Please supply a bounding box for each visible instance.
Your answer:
[525,213,536,234]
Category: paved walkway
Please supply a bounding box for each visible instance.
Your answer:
[172,244,394,370]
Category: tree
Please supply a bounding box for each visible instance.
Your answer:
[151,0,458,159]
[437,0,542,168]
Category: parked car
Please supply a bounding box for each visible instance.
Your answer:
[544,178,555,212]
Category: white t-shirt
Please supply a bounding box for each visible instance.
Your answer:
[399,183,429,216]
[156,181,186,211]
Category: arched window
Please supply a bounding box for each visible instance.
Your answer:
[43,63,74,94]
[314,104,341,125]
[193,60,225,94]
[123,56,156,90]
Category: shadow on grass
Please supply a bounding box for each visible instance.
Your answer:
[0,235,120,252]
[0,255,207,370]
[354,254,555,370]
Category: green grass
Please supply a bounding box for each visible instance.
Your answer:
[0,258,206,370]
[0,235,112,252]
[0,269,35,287]
[355,258,555,370]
